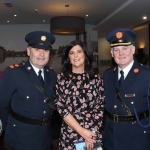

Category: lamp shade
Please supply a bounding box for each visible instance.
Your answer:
[50,16,85,35]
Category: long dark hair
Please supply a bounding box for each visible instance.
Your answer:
[62,40,96,80]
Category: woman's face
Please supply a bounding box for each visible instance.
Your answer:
[68,45,85,72]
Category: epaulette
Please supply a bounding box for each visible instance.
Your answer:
[9,64,20,69]
[49,66,56,73]
[113,66,116,71]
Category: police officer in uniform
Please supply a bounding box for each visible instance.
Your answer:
[0,31,57,150]
[103,28,150,150]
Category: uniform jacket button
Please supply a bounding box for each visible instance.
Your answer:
[144,131,146,133]
[114,105,117,108]
[13,124,16,127]
[26,96,29,99]
[43,111,46,114]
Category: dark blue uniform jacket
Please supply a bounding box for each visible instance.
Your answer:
[103,60,150,150]
[0,60,56,150]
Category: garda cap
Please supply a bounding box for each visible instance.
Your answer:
[25,31,55,50]
[106,28,137,47]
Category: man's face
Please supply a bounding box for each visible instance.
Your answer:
[111,45,135,69]
[27,47,50,69]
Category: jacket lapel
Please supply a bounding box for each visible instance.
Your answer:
[43,67,51,89]
[110,66,119,89]
[24,60,42,86]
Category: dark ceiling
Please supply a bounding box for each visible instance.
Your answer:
[0,0,150,36]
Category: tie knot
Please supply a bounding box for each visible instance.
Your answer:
[38,70,44,87]
[120,70,124,75]
[38,70,42,75]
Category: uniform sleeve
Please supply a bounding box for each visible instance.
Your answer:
[92,75,104,137]
[0,68,16,130]
[54,73,72,118]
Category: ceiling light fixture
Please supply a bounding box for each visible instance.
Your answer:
[50,5,85,35]
[143,16,147,20]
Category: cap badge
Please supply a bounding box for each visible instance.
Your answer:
[41,36,46,41]
[134,68,139,73]
[116,32,123,39]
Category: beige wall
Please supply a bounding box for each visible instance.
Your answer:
[98,34,111,78]
[134,25,149,54]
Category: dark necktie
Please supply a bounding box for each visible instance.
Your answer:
[38,70,44,87]
[119,70,124,86]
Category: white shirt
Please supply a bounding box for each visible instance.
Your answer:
[29,61,44,79]
[118,60,134,80]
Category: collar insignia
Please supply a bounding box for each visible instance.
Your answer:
[27,67,31,70]
[116,32,123,39]
[41,36,46,41]
[114,67,116,71]
[134,68,139,73]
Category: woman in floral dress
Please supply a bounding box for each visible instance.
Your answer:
[55,40,104,150]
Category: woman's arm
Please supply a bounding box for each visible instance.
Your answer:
[92,76,104,136]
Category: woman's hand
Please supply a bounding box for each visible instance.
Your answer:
[63,114,97,144]
[79,128,97,144]
[85,140,94,150]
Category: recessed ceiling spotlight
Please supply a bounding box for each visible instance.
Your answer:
[86,15,88,17]
[34,9,38,13]
[7,20,9,23]
[43,20,46,22]
[14,14,17,17]
[143,16,147,20]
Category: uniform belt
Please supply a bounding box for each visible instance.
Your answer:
[11,110,51,125]
[106,110,149,123]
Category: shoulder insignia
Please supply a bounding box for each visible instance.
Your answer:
[9,65,15,69]
[114,67,116,71]
[14,64,19,67]
[49,67,56,72]
[9,64,20,69]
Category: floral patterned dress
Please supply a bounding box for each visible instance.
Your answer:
[55,72,104,150]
